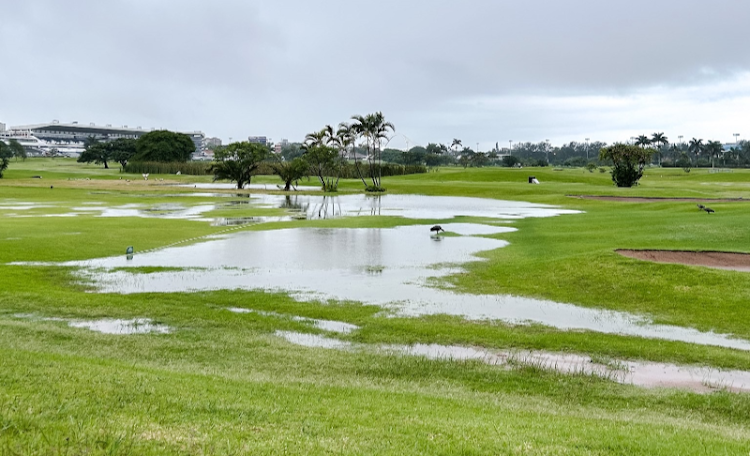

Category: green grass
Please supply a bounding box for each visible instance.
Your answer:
[3,159,750,454]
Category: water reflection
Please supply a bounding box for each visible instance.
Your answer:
[2,194,581,225]
[42,224,750,351]
[259,194,580,221]
[176,183,322,191]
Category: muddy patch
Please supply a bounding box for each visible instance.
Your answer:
[618,249,750,272]
[569,195,748,203]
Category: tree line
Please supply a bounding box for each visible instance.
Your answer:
[77,130,196,169]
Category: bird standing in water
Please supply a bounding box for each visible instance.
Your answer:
[430,225,444,234]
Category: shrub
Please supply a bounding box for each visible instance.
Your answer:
[599,144,653,187]
[502,156,520,167]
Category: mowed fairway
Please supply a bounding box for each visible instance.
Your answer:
[2,159,750,455]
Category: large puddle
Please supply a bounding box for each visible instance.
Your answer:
[0,194,579,224]
[12,194,750,351]
[276,331,750,393]
[176,183,322,191]
[13,315,170,335]
[266,194,581,220]
[29,221,750,351]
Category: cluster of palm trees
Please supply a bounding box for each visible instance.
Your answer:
[633,132,739,168]
[633,132,669,165]
[687,138,726,168]
[303,112,395,190]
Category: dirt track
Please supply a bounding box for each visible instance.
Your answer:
[617,249,750,272]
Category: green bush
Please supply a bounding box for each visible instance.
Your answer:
[599,144,652,187]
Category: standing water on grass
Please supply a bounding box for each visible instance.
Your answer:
[14,194,750,350]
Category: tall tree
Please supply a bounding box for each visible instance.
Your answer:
[209,141,271,189]
[688,138,704,161]
[109,138,138,169]
[7,139,26,161]
[351,112,395,190]
[635,135,652,148]
[303,144,339,192]
[336,123,360,186]
[304,129,326,149]
[78,142,111,169]
[451,138,462,156]
[705,140,724,168]
[134,130,195,162]
[651,132,668,165]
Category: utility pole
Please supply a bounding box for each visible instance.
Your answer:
[545,139,550,164]
[509,140,512,156]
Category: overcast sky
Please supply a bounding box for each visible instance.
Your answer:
[1,0,749,149]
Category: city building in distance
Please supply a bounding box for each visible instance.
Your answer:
[0,120,205,157]
[248,136,268,146]
[204,137,222,149]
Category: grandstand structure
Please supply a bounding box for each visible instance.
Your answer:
[2,120,205,157]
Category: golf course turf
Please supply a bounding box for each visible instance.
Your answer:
[2,159,750,455]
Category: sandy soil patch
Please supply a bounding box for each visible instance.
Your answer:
[569,195,748,203]
[617,249,750,272]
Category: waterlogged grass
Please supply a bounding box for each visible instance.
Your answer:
[3,160,750,454]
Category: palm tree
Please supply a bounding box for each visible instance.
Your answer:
[688,138,704,163]
[451,138,462,156]
[335,123,359,187]
[728,146,741,168]
[351,112,395,189]
[705,140,723,168]
[635,135,652,149]
[670,143,679,164]
[303,129,327,150]
[321,124,336,147]
[651,132,668,166]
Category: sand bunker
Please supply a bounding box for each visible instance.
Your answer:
[617,249,750,272]
[569,195,748,203]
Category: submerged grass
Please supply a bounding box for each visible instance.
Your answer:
[3,160,750,454]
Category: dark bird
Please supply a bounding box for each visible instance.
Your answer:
[430,225,444,234]
[703,207,715,214]
[697,204,705,210]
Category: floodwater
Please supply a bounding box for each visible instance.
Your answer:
[1,194,579,225]
[276,331,750,393]
[177,183,322,191]
[227,307,359,334]
[68,318,171,335]
[39,222,750,351]
[12,314,170,335]
[250,194,581,221]
[13,193,750,350]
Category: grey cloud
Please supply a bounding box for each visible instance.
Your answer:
[1,0,749,144]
